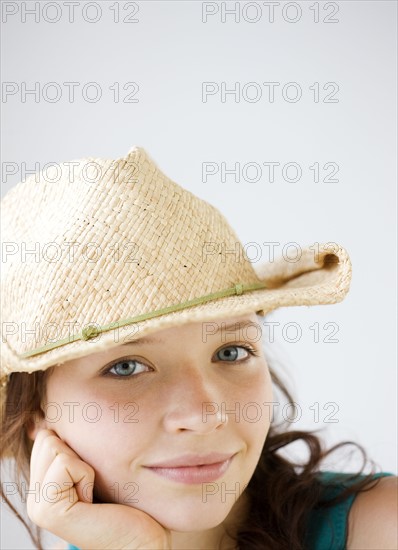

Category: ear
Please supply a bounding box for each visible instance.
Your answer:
[26,411,48,441]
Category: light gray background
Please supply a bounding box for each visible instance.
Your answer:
[1,1,397,548]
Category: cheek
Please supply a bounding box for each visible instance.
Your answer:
[228,365,273,419]
[44,380,156,471]
[231,368,274,448]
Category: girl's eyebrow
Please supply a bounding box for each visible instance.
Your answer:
[120,319,258,346]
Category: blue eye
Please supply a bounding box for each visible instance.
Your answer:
[106,359,148,378]
[216,345,257,362]
[102,344,259,379]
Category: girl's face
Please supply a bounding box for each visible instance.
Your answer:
[29,313,273,532]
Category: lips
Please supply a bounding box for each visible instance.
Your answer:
[144,452,236,468]
[143,452,237,484]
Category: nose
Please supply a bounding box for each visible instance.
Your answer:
[162,365,227,434]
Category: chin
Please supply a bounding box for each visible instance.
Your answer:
[148,501,232,532]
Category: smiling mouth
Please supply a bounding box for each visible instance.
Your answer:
[144,454,237,485]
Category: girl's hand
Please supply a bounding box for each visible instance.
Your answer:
[27,429,171,550]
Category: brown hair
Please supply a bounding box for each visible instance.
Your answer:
[1,362,384,550]
[232,367,384,549]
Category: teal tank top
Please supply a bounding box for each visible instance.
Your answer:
[67,471,394,550]
[304,470,393,548]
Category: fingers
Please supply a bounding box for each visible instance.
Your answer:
[40,447,95,509]
[29,429,79,489]
[27,428,95,529]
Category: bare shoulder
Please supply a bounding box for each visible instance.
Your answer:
[347,475,398,549]
[50,541,69,550]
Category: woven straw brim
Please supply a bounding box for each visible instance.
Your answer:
[0,243,351,374]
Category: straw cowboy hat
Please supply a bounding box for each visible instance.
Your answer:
[0,145,352,406]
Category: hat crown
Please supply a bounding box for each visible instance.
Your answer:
[1,146,259,358]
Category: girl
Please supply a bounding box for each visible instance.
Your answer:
[1,146,396,550]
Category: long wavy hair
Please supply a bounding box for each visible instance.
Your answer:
[1,327,385,550]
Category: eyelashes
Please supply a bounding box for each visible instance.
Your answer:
[101,342,261,379]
